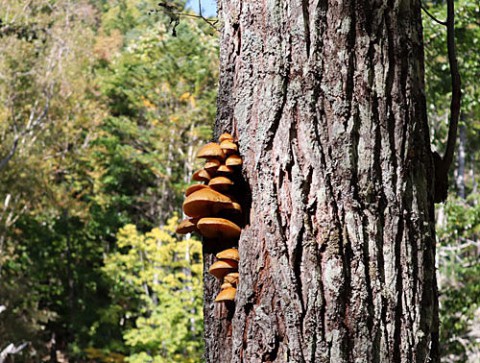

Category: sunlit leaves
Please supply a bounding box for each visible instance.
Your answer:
[104,217,204,363]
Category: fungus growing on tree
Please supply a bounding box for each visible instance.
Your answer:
[182,188,234,218]
[208,260,239,279]
[175,218,199,234]
[208,176,234,191]
[225,154,242,167]
[192,169,211,182]
[214,286,237,302]
[197,218,241,239]
[177,132,243,304]
[185,184,208,196]
[196,142,225,160]
[216,248,239,261]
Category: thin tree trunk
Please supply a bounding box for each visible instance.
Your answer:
[456,122,466,198]
[205,1,439,362]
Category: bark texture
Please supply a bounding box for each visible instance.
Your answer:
[204,0,439,362]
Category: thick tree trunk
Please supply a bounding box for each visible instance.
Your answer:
[205,0,439,362]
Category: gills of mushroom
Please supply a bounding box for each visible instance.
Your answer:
[215,286,236,302]
[216,248,239,261]
[197,142,225,160]
[197,218,241,239]
[182,188,233,218]
[209,260,238,279]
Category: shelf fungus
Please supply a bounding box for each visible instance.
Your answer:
[177,132,243,304]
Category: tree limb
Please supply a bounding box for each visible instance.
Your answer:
[442,0,462,172]
[0,137,19,172]
[433,0,462,203]
[421,3,447,26]
[0,343,28,363]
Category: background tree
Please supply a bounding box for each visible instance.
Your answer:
[423,1,480,361]
[205,0,439,362]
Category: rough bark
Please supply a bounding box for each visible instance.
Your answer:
[205,0,439,362]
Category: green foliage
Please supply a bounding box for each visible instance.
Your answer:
[424,0,480,152]
[437,196,480,362]
[103,217,204,363]
[0,0,217,360]
[423,2,480,361]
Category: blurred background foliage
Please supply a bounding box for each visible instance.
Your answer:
[424,0,480,361]
[0,0,215,361]
[0,0,478,362]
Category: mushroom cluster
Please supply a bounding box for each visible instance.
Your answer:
[176,133,243,303]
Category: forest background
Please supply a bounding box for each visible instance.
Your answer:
[0,0,478,362]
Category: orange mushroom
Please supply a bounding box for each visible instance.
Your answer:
[192,169,211,182]
[217,165,234,174]
[221,282,234,289]
[197,218,241,239]
[209,260,238,279]
[185,184,208,196]
[218,133,234,143]
[204,159,221,173]
[208,176,234,191]
[225,154,243,167]
[220,140,238,155]
[197,143,225,160]
[183,188,234,218]
[175,218,199,234]
[215,287,237,302]
[216,248,240,261]
[223,272,240,285]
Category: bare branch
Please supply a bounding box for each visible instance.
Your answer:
[0,343,28,363]
[0,136,19,172]
[442,0,462,171]
[421,3,447,26]
[432,0,462,203]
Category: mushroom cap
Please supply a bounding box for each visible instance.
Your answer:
[183,188,233,218]
[176,218,199,234]
[225,154,243,167]
[209,260,238,279]
[222,195,242,214]
[208,176,234,191]
[215,287,237,302]
[220,140,238,155]
[216,248,240,261]
[197,143,225,160]
[223,272,240,285]
[217,165,234,174]
[185,184,208,197]
[221,282,234,289]
[204,159,221,173]
[218,133,234,143]
[192,169,211,182]
[197,218,241,239]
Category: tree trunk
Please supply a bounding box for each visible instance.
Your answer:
[205,0,439,362]
[456,122,466,199]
